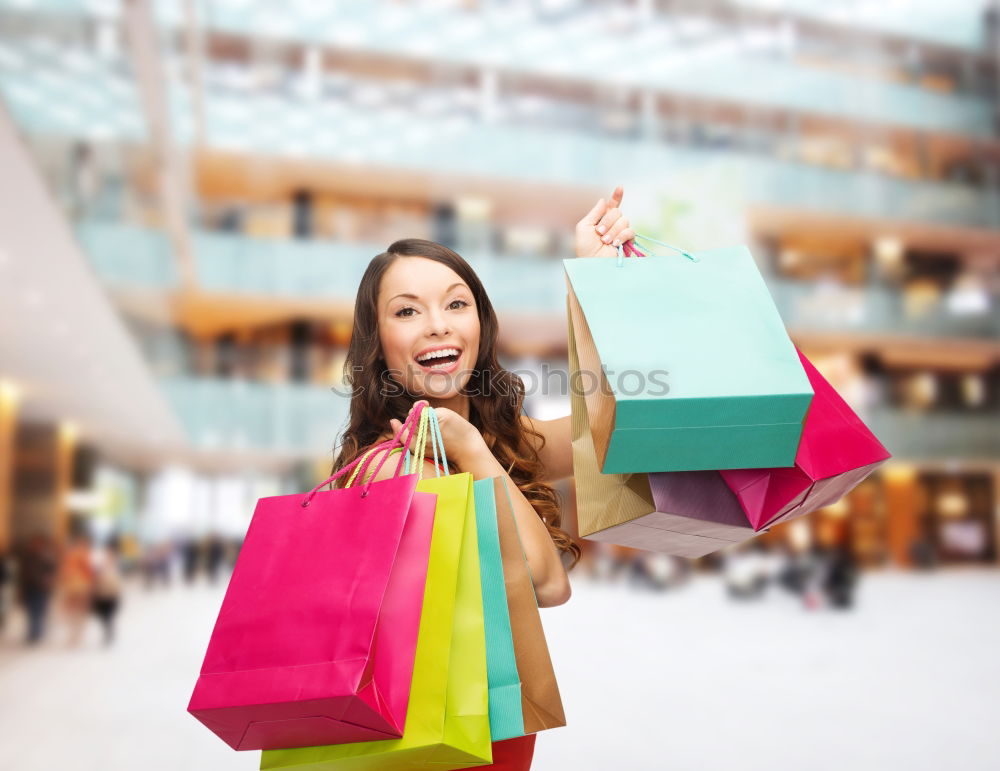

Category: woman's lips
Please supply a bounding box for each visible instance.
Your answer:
[414,352,462,374]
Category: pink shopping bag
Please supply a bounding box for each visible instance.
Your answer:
[720,349,891,531]
[188,407,437,751]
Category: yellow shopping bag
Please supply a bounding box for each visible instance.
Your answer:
[261,407,492,770]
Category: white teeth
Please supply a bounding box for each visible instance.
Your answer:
[416,347,460,364]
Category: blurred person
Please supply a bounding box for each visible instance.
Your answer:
[801,545,831,611]
[761,543,790,587]
[181,537,200,584]
[205,535,225,584]
[823,545,859,610]
[587,542,635,583]
[0,547,10,632]
[724,543,768,600]
[59,532,94,646]
[627,552,691,592]
[142,541,172,589]
[227,537,243,570]
[16,534,58,645]
[909,536,938,570]
[91,539,123,646]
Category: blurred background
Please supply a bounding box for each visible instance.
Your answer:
[0,1,998,770]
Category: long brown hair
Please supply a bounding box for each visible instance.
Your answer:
[330,238,580,567]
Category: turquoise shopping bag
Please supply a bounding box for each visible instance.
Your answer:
[473,479,524,742]
[564,235,812,473]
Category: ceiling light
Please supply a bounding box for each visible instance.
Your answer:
[0,380,22,406]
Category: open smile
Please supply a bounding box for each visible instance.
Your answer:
[413,346,463,374]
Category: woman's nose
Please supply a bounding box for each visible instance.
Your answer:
[424,310,451,337]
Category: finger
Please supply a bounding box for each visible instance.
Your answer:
[594,207,621,236]
[608,185,623,210]
[579,197,607,227]
[612,227,636,248]
[605,219,631,247]
[389,418,403,438]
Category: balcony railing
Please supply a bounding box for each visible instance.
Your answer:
[79,221,1000,340]
[161,376,348,457]
[158,375,998,460]
[866,409,1000,461]
[769,280,1000,339]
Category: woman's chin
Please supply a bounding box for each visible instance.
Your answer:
[411,370,470,400]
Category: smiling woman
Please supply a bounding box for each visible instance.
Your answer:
[328,237,579,604]
[329,187,634,607]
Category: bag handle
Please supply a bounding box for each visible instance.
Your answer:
[350,401,429,487]
[354,404,450,486]
[344,406,451,494]
[300,400,428,506]
[616,232,699,267]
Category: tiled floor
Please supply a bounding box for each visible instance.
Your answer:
[0,569,997,770]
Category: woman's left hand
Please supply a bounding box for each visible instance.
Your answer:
[389,403,486,467]
[575,184,635,258]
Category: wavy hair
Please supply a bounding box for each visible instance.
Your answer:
[329,238,580,567]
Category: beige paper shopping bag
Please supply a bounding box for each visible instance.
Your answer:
[493,477,566,734]
[568,296,761,558]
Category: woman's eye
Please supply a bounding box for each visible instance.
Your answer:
[448,299,470,310]
[395,307,416,318]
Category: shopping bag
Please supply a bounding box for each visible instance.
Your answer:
[564,234,813,473]
[262,407,492,770]
[473,478,524,742]
[458,735,537,771]
[720,349,891,531]
[568,308,759,557]
[493,477,566,733]
[187,408,437,751]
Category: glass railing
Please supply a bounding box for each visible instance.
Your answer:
[158,375,999,460]
[0,3,994,144]
[732,0,989,51]
[160,376,349,457]
[77,221,177,286]
[769,280,1000,339]
[197,108,1000,228]
[79,221,1000,340]
[165,3,995,136]
[3,33,997,228]
[866,409,1000,461]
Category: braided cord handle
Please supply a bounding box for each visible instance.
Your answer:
[348,403,451,487]
[616,232,700,267]
[301,401,428,506]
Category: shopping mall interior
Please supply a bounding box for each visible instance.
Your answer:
[0,2,998,769]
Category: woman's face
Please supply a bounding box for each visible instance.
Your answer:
[377,256,481,400]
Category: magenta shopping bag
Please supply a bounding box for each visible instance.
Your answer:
[188,409,437,751]
[721,350,891,531]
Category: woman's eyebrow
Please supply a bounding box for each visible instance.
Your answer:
[388,283,468,303]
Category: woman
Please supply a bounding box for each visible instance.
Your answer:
[59,532,94,647]
[330,187,634,607]
[328,187,633,768]
[91,539,123,646]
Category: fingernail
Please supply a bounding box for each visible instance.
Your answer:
[603,235,613,243]
[596,225,606,235]
[612,238,621,247]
